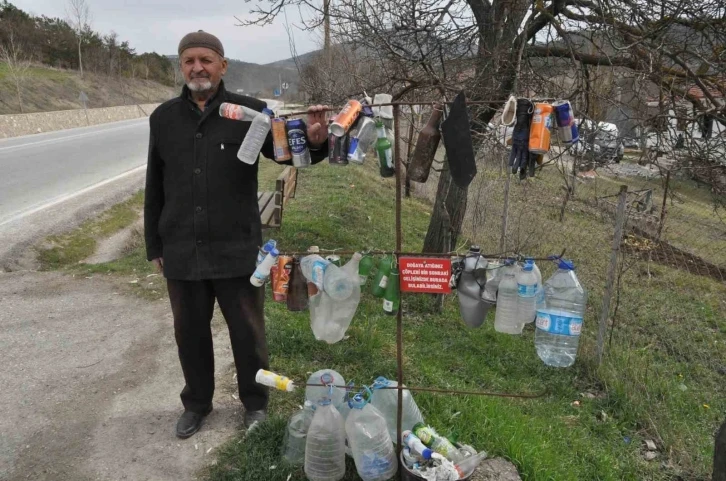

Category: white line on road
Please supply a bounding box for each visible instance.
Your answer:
[0,164,147,228]
[0,120,146,153]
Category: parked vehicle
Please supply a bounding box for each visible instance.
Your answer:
[577,120,624,163]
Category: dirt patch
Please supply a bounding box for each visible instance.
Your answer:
[0,271,245,481]
[623,231,726,282]
[83,215,143,265]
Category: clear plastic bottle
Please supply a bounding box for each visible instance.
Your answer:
[535,259,587,367]
[516,261,538,324]
[370,376,425,443]
[325,254,362,339]
[458,246,490,328]
[305,400,346,481]
[345,395,398,481]
[301,255,355,301]
[237,108,272,165]
[256,239,277,266]
[494,260,523,334]
[283,401,315,465]
[305,369,347,408]
[411,423,464,463]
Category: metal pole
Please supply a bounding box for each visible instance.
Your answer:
[499,170,512,252]
[598,185,628,364]
[393,105,404,461]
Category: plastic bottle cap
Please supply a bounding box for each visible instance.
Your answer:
[262,108,274,116]
[270,247,280,257]
[557,259,575,270]
[504,258,516,266]
[469,245,481,253]
[350,393,367,409]
[320,372,335,385]
[308,246,320,253]
[372,376,390,389]
[523,263,533,272]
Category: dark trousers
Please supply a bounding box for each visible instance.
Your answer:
[166,277,269,413]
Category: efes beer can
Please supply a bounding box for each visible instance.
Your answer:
[272,118,292,162]
[329,100,362,137]
[286,118,311,168]
[273,256,293,302]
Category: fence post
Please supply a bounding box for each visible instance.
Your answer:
[598,185,628,365]
[656,170,671,241]
[499,170,512,253]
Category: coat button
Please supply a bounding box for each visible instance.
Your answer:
[194,168,201,174]
[195,132,202,139]
[196,206,203,213]
[196,239,203,245]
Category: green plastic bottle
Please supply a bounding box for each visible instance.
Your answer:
[375,120,395,178]
[383,266,400,315]
[358,254,375,286]
[371,255,393,298]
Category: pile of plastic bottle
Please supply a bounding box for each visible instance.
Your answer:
[267,369,486,481]
[454,246,587,368]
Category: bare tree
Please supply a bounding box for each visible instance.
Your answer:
[242,0,726,253]
[0,32,32,113]
[66,0,91,78]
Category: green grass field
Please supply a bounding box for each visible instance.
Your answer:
[38,155,725,480]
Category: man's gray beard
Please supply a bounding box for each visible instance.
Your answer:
[187,78,214,93]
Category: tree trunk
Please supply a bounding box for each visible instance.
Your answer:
[78,38,83,78]
[423,159,468,252]
[15,79,23,114]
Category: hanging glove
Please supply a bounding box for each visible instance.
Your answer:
[509,99,533,176]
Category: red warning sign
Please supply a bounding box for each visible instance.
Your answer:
[399,257,452,294]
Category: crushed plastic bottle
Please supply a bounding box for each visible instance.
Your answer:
[346,394,398,481]
[457,246,490,328]
[370,376,425,443]
[535,259,587,367]
[305,399,346,481]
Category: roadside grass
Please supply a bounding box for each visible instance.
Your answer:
[0,62,71,82]
[34,153,724,479]
[37,191,144,270]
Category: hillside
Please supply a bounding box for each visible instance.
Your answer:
[0,63,176,115]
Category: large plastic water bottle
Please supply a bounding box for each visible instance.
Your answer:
[282,401,315,465]
[494,261,522,334]
[325,254,362,339]
[535,259,587,367]
[516,261,538,324]
[305,369,347,408]
[370,376,425,443]
[305,399,346,481]
[237,107,272,164]
[346,394,398,481]
[457,246,490,328]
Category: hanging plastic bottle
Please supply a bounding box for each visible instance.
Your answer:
[493,259,523,334]
[382,262,400,315]
[458,246,490,328]
[219,102,259,121]
[305,370,347,408]
[301,255,354,300]
[535,259,587,367]
[255,369,296,391]
[481,260,502,305]
[358,253,374,285]
[375,119,395,178]
[516,260,538,324]
[411,423,465,463]
[319,254,363,343]
[371,255,393,298]
[250,248,279,287]
[370,376,425,443]
[282,401,315,465]
[348,117,377,164]
[256,239,277,266]
[304,398,346,481]
[346,393,398,481]
[237,107,272,164]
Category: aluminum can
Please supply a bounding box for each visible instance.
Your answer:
[348,116,377,164]
[329,100,362,137]
[271,118,292,161]
[286,119,311,168]
[273,256,293,302]
[328,131,349,166]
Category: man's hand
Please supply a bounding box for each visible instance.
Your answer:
[306,104,329,149]
[152,257,164,273]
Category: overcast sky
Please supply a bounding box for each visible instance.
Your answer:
[12,0,320,64]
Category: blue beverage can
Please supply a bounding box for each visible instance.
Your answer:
[286,119,311,168]
[553,101,577,144]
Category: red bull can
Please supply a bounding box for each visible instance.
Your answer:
[553,101,579,144]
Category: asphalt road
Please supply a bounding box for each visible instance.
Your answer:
[0,118,150,227]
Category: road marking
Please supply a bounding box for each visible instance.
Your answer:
[0,164,147,228]
[0,120,147,153]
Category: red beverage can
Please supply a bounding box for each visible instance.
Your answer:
[273,256,293,302]
[272,118,292,162]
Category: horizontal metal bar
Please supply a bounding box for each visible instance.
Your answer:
[304,383,546,399]
[273,248,566,262]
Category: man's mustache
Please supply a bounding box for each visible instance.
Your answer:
[190,74,210,80]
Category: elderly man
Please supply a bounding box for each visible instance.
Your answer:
[144,31,328,438]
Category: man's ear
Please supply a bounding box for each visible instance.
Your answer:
[221,57,228,76]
